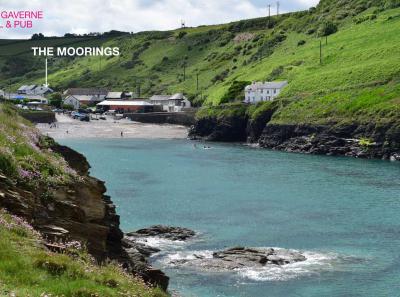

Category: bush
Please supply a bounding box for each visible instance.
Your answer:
[49,92,62,108]
[0,152,16,177]
[220,80,250,103]
[385,0,400,8]
[177,31,187,39]
[297,40,306,46]
[354,14,377,24]
[317,21,338,37]
[267,66,284,81]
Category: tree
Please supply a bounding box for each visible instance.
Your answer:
[220,80,251,104]
[31,33,45,40]
[318,21,338,37]
[49,93,62,108]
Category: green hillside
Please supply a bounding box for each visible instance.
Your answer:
[0,0,399,124]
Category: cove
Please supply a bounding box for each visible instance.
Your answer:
[59,138,400,297]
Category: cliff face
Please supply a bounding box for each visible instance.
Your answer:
[189,107,400,160]
[0,142,169,290]
[259,123,400,160]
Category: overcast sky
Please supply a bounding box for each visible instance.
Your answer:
[0,0,319,39]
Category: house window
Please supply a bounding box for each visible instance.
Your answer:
[274,89,277,94]
[267,90,270,94]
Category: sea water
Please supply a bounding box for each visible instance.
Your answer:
[60,138,400,297]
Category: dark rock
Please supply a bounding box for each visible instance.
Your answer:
[189,115,248,142]
[168,247,306,271]
[127,225,196,241]
[258,123,400,159]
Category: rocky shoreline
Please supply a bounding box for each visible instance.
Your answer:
[189,112,400,160]
[0,141,169,290]
[122,226,309,274]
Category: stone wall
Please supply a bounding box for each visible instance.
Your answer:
[126,111,196,126]
[19,110,56,123]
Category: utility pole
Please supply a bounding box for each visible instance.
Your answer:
[320,39,322,65]
[45,58,48,87]
[136,79,141,97]
[267,4,271,27]
[277,1,280,16]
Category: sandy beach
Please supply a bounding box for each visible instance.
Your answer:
[37,114,189,139]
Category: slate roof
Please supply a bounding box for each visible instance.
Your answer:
[64,88,108,96]
[245,81,288,91]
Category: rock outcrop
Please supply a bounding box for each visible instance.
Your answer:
[127,225,196,241]
[259,123,400,159]
[167,247,306,270]
[0,142,169,290]
[189,115,248,142]
[189,108,400,160]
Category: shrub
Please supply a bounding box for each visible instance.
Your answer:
[267,66,284,81]
[354,14,377,24]
[49,92,62,108]
[318,21,338,37]
[297,40,306,46]
[0,152,16,177]
[220,80,250,103]
[385,0,400,8]
[177,31,187,39]
[306,28,316,35]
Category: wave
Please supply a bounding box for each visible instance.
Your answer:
[156,248,363,282]
[237,250,340,281]
[134,236,188,250]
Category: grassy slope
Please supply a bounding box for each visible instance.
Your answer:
[0,210,166,297]
[0,0,399,125]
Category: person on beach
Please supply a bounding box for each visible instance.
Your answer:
[121,131,124,137]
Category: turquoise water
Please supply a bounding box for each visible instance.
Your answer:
[60,138,400,297]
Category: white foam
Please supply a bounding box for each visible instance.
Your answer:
[237,250,339,281]
[157,247,357,282]
[134,236,187,250]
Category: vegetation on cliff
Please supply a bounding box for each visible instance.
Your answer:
[0,104,168,295]
[0,103,76,195]
[0,209,166,297]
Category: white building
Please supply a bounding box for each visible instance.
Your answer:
[63,95,103,110]
[244,81,288,103]
[17,84,53,95]
[149,93,191,112]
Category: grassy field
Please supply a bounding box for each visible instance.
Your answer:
[0,0,399,125]
[0,209,166,297]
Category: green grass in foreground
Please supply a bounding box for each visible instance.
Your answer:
[0,209,167,297]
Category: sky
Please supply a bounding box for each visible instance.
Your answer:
[0,0,319,39]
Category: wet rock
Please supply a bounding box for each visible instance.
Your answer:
[127,225,196,241]
[169,247,306,271]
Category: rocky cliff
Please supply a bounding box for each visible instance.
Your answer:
[0,140,169,290]
[189,105,400,160]
[259,122,400,160]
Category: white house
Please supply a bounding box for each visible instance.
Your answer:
[150,93,191,112]
[244,81,288,103]
[149,95,171,111]
[63,95,103,110]
[32,85,54,95]
[17,84,53,95]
